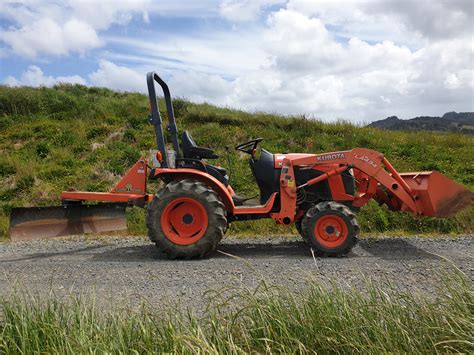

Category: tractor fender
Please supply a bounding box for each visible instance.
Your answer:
[153,168,235,212]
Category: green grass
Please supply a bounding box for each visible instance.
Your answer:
[1,273,472,353]
[1,84,473,238]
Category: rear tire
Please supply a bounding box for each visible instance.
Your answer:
[146,179,227,259]
[301,201,359,256]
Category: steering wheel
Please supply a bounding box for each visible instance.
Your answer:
[235,138,264,155]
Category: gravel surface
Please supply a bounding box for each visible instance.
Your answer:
[0,235,472,308]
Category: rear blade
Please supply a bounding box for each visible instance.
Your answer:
[9,203,127,242]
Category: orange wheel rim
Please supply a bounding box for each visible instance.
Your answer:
[161,197,208,245]
[314,214,348,248]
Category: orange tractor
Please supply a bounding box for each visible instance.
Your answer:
[10,72,474,258]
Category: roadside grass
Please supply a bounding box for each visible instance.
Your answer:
[1,272,472,353]
[1,84,473,240]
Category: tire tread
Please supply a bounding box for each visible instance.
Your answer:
[300,201,359,257]
[146,179,227,259]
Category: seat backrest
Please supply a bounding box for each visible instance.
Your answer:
[181,130,219,160]
[182,130,197,158]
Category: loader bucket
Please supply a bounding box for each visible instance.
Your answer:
[9,203,127,242]
[400,171,474,217]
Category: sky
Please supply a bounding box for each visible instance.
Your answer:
[0,0,473,122]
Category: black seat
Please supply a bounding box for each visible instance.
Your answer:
[180,130,228,185]
[249,148,280,204]
[182,131,219,159]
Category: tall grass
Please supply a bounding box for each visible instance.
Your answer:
[1,273,472,353]
[1,84,473,238]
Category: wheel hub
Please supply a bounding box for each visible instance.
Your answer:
[161,197,208,245]
[325,225,335,234]
[314,214,348,248]
[182,213,193,225]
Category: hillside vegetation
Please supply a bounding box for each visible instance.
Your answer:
[0,84,473,238]
[369,112,474,135]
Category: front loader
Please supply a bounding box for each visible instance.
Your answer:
[9,72,474,258]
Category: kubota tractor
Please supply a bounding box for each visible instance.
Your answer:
[10,72,474,258]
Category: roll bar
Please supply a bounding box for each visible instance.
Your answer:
[146,72,180,168]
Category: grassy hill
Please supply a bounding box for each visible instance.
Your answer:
[0,84,473,239]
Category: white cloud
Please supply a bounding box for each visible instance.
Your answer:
[2,0,473,121]
[219,0,285,22]
[3,65,86,86]
[94,2,473,121]
[168,71,234,105]
[87,60,236,105]
[146,0,221,18]
[286,0,413,46]
[104,26,269,77]
[67,0,151,31]
[229,72,346,115]
[0,0,150,58]
[286,0,473,44]
[88,60,144,92]
[264,10,344,72]
[224,3,474,120]
[364,0,474,40]
[1,18,102,57]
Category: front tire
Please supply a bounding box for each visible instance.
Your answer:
[301,201,359,256]
[146,179,227,259]
[295,219,307,240]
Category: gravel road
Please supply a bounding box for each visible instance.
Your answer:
[0,235,472,308]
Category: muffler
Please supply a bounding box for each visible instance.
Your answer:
[9,203,127,241]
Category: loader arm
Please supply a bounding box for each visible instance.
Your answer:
[291,148,473,217]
